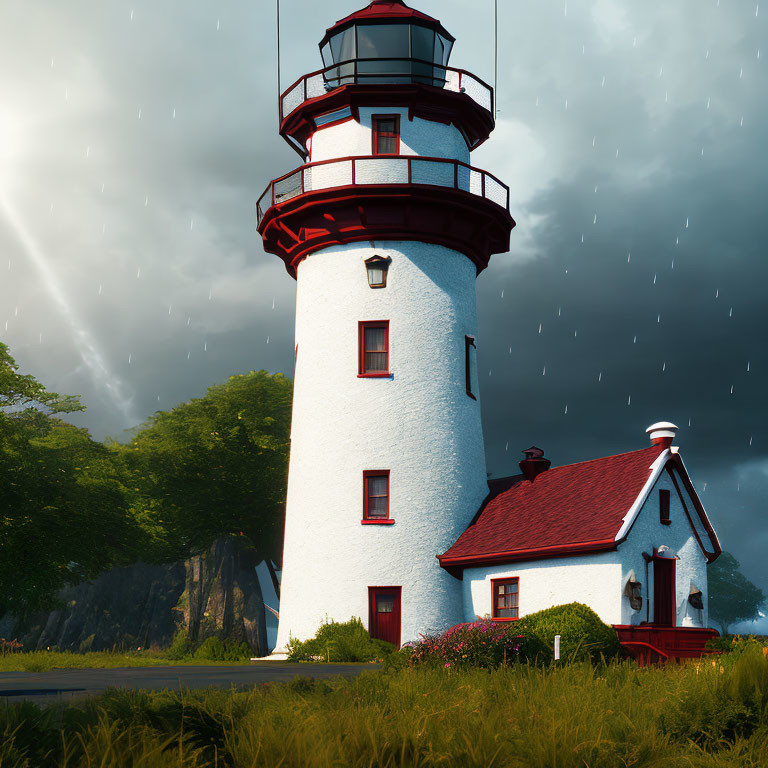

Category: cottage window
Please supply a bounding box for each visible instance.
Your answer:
[491,577,519,619]
[359,321,390,376]
[659,488,671,525]
[372,115,400,155]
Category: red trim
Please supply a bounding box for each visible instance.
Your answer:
[358,321,390,375]
[491,577,519,620]
[368,586,402,649]
[361,519,395,525]
[257,158,514,278]
[437,537,617,569]
[614,625,718,663]
[280,78,493,157]
[363,469,390,521]
[372,114,400,155]
[313,113,355,132]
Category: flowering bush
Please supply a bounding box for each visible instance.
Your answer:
[409,619,548,669]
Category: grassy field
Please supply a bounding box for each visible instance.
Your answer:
[1,644,767,768]
[0,650,256,673]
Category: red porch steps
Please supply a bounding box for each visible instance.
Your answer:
[613,625,719,665]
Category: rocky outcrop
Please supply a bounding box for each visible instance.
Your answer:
[0,538,270,657]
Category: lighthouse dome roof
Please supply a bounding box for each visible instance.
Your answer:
[321,1,454,48]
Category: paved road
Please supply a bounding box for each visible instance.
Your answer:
[0,663,379,704]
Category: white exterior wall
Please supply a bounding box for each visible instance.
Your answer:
[309,108,470,164]
[463,461,711,629]
[274,240,488,650]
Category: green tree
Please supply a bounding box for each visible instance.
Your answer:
[708,552,766,635]
[120,371,292,594]
[0,343,138,615]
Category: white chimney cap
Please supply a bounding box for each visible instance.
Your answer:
[646,421,678,445]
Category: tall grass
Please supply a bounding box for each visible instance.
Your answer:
[1,648,767,767]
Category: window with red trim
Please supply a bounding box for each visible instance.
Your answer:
[372,115,400,155]
[659,488,671,525]
[491,578,519,619]
[363,470,390,521]
[359,321,389,376]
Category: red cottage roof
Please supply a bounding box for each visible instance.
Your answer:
[440,445,670,568]
[322,1,454,46]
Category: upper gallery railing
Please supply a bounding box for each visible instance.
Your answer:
[257,155,509,225]
[279,59,493,122]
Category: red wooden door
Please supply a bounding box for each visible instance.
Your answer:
[368,587,401,648]
[653,558,676,626]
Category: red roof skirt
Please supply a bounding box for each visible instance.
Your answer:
[321,1,454,48]
[438,445,721,571]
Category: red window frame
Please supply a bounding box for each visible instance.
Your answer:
[358,320,390,377]
[372,114,401,156]
[659,489,671,525]
[491,577,519,621]
[362,470,394,525]
[465,335,477,399]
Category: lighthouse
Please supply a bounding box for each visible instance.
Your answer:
[257,0,514,651]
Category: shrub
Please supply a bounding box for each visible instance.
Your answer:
[513,602,622,663]
[408,603,620,669]
[165,630,193,660]
[193,637,252,661]
[286,617,394,662]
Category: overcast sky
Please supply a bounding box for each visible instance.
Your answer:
[1,0,766,598]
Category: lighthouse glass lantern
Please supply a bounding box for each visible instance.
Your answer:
[257,0,514,654]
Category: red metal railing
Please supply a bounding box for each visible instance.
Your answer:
[280,59,494,122]
[256,155,510,224]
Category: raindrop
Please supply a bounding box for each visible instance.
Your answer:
[671,259,675,269]
[615,148,619,158]
[749,435,753,446]
[685,217,689,228]
[729,306,733,317]
[676,236,679,245]
[706,49,710,60]
[706,96,711,109]
[187,351,191,360]
[564,1,567,15]
[633,335,637,344]
[715,288,719,298]
[688,417,692,427]
[204,342,207,352]
[601,75,605,87]
[509,347,512,354]
[581,234,584,243]
[137,266,141,279]
[659,65,663,77]
[653,274,657,285]
[582,44,585,55]
[542,366,546,376]
[50,56,54,69]
[747,360,750,372]
[217,18,220,30]
[130,9,134,20]
[14,307,18,317]
[627,394,631,405]
[565,98,568,110]
[209,287,213,301]
[730,384,734,394]
[39,332,42,344]
[593,214,597,224]
[101,182,105,193]
[594,185,598,193]
[488,369,492,377]
[157,395,160,402]
[102,223,106,235]
[538,323,542,334]
[187,317,191,326]
[266,336,270,344]
[662,362,666,372]
[574,330,577,338]
[701,147,704,156]
[657,314,661,323]
[172,108,176,119]
[128,353,132,364]
[633,36,637,48]
[740,116,744,127]
[756,3,759,17]
[758,49,761,59]
[564,404,568,414]
[500,289,504,298]
[598,372,602,382]
[665,91,668,102]
[535,95,539,107]
[86,145,90,158]
[98,283,102,295]
[3,321,6,331]
[740,66,743,79]
[190,218,194,230]
[627,252,631,263]
[272,296,276,309]
[144,195,149,206]
[138,107,142,119]
[592,136,596,147]
[505,442,509,452]
[558,307,562,317]
[168,304,172,315]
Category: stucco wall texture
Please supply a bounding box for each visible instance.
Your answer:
[274,241,489,651]
[463,458,711,630]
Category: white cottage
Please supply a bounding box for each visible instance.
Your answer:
[439,423,722,661]
[255,0,722,662]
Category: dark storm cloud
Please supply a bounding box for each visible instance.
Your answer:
[1,1,766,587]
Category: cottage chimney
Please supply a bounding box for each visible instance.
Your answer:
[646,421,678,448]
[519,446,551,482]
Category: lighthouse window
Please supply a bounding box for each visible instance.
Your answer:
[365,256,390,288]
[465,335,477,400]
[363,470,390,520]
[372,116,400,155]
[359,321,390,375]
[491,578,519,620]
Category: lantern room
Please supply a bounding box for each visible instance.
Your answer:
[319,0,455,89]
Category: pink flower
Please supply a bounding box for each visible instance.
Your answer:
[444,662,451,668]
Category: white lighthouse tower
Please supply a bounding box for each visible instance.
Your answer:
[257,0,514,651]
